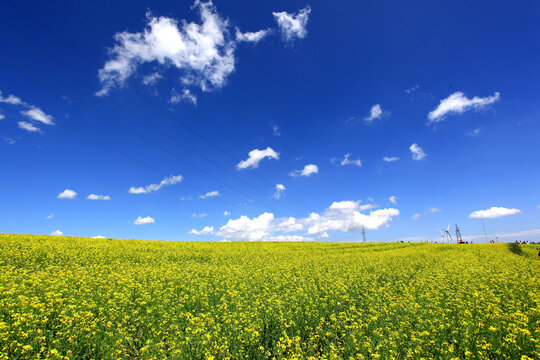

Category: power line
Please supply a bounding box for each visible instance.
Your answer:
[0,26,304,217]
[3,0,308,205]
[0,51,293,217]
[0,67,258,218]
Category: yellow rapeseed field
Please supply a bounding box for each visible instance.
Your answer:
[0,234,538,359]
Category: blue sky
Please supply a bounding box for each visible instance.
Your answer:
[1,0,539,242]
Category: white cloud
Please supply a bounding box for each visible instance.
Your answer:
[189,226,214,235]
[199,190,220,199]
[268,235,313,242]
[466,128,481,137]
[0,113,5,120]
[305,205,399,237]
[134,216,155,225]
[218,212,274,241]
[57,189,77,200]
[210,199,397,241]
[0,92,24,105]
[290,164,318,177]
[276,217,303,232]
[21,108,54,125]
[51,230,63,236]
[3,137,16,144]
[333,153,362,167]
[235,28,270,43]
[191,213,208,218]
[274,184,286,199]
[469,206,521,219]
[180,196,192,201]
[383,156,399,162]
[97,1,236,96]
[389,196,397,204]
[1,91,55,132]
[93,235,106,239]
[412,213,421,221]
[428,91,500,124]
[46,214,54,220]
[169,88,197,105]
[129,174,183,194]
[236,147,279,169]
[87,194,111,200]
[364,104,388,123]
[18,121,41,133]
[409,143,426,160]
[273,6,311,42]
[223,211,231,216]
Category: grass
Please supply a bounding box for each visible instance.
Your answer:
[0,233,538,359]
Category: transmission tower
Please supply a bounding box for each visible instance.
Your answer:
[362,226,366,242]
[455,224,463,244]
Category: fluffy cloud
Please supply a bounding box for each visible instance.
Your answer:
[412,213,421,221]
[129,174,183,194]
[224,211,231,216]
[97,1,237,96]
[18,121,41,133]
[93,235,106,239]
[364,104,388,123]
[409,143,426,160]
[199,190,220,199]
[469,206,521,219]
[235,28,270,43]
[274,184,286,199]
[236,147,279,169]
[389,196,397,204]
[87,194,111,200]
[332,153,362,167]
[290,164,318,177]
[134,216,155,225]
[46,214,54,220]
[189,226,215,235]
[215,200,397,241]
[57,189,77,200]
[305,203,399,236]
[428,91,500,124]
[273,6,311,42]
[51,230,63,236]
[383,156,399,162]
[218,212,275,241]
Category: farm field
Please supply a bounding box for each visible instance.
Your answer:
[0,234,538,360]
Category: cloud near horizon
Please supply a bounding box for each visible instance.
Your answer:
[192,200,399,241]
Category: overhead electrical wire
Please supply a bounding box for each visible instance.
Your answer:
[0,26,304,217]
[2,0,311,210]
